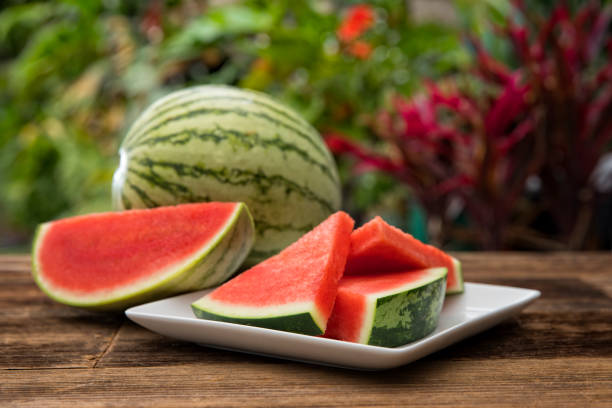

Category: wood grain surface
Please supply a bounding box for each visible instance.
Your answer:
[1,253,611,407]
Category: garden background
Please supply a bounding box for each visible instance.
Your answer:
[1,0,611,252]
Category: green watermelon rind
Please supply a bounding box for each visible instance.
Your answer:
[31,203,255,311]
[446,257,464,295]
[191,298,326,336]
[362,267,447,347]
[191,307,323,335]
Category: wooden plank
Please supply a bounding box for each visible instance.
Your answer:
[468,277,612,312]
[454,252,612,278]
[94,321,256,368]
[0,259,31,272]
[1,253,611,406]
[1,358,610,407]
[0,269,124,369]
[0,254,30,263]
[95,309,612,369]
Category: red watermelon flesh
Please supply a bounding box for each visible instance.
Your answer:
[345,216,464,294]
[324,268,447,346]
[191,211,354,335]
[33,202,255,310]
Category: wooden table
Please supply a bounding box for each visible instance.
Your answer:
[1,253,611,407]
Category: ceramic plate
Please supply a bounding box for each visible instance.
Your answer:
[125,282,540,370]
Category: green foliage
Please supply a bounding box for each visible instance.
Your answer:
[0,0,466,246]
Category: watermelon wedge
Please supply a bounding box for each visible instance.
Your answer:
[32,202,255,311]
[345,216,464,294]
[324,268,447,347]
[191,211,354,335]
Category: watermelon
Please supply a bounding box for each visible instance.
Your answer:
[324,268,447,347]
[112,85,341,266]
[32,202,254,311]
[345,216,464,294]
[191,211,354,335]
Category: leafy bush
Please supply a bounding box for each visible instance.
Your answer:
[327,1,612,250]
[0,0,465,247]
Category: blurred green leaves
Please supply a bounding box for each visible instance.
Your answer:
[164,4,278,59]
[0,0,467,246]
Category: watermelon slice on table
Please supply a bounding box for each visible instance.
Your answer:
[345,216,464,294]
[32,202,254,311]
[324,268,447,347]
[191,211,354,335]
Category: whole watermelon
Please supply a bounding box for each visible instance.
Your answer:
[112,85,342,265]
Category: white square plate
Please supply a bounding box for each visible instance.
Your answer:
[125,282,540,370]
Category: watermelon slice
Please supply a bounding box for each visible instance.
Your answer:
[32,202,255,311]
[345,216,464,294]
[191,211,354,335]
[324,267,447,347]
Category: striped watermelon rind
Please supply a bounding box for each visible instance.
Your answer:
[367,268,447,347]
[325,267,447,347]
[31,203,255,311]
[191,299,325,335]
[112,85,341,265]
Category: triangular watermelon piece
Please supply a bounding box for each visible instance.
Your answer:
[345,216,464,294]
[191,211,354,335]
[324,268,447,347]
[32,202,255,310]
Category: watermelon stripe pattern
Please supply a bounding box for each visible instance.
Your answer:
[126,103,331,164]
[167,205,254,292]
[128,94,315,144]
[124,127,338,187]
[368,272,446,346]
[125,158,336,213]
[113,85,342,264]
[324,267,447,347]
[253,220,316,235]
[32,202,255,311]
[127,108,325,163]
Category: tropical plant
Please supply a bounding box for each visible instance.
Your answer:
[0,0,465,248]
[327,0,612,250]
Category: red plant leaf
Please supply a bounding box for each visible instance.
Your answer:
[507,22,531,64]
[497,118,534,154]
[585,4,612,63]
[324,134,400,173]
[435,174,475,195]
[533,3,571,61]
[484,74,530,138]
[468,35,513,84]
[427,82,479,120]
[582,83,612,142]
[595,62,612,88]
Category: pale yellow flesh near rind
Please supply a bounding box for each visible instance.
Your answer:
[446,256,464,294]
[31,203,255,311]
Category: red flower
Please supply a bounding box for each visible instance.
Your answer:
[348,40,373,59]
[337,4,375,43]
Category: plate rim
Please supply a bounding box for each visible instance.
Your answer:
[125,282,541,369]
